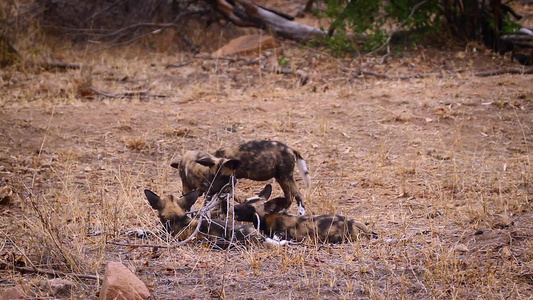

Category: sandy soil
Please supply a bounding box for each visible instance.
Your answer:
[0,37,532,299]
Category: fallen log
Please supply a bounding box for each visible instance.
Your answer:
[215,0,325,41]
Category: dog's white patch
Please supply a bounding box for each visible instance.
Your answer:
[124,229,151,238]
[298,204,306,216]
[255,213,261,231]
[245,196,262,202]
[264,237,288,246]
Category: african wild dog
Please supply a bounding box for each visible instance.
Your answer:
[214,140,311,215]
[170,150,240,198]
[144,189,262,248]
[234,184,378,243]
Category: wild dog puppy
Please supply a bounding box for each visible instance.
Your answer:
[234,184,378,243]
[144,189,261,248]
[214,140,311,215]
[170,150,240,198]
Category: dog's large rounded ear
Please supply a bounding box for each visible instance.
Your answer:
[223,159,241,171]
[196,157,216,167]
[144,189,163,210]
[258,184,272,200]
[178,190,202,210]
[170,162,180,169]
[234,203,256,222]
[264,197,288,214]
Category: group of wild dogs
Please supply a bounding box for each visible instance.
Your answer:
[144,140,377,247]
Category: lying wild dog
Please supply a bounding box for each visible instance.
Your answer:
[214,140,311,215]
[170,150,240,198]
[234,184,378,243]
[144,189,262,248]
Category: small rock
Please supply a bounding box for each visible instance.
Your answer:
[500,246,512,259]
[295,70,309,86]
[1,285,25,299]
[0,259,7,269]
[212,34,278,57]
[0,186,13,205]
[100,261,150,300]
[454,244,469,252]
[426,210,442,219]
[491,214,512,229]
[40,278,73,298]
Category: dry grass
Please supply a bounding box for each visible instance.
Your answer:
[0,41,532,299]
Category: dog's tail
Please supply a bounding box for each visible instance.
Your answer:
[293,150,311,190]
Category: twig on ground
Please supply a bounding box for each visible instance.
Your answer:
[341,66,452,79]
[195,54,261,65]
[473,67,533,76]
[90,87,168,99]
[341,66,533,79]
[15,266,98,280]
[166,61,192,68]
[107,241,176,248]
[43,62,82,70]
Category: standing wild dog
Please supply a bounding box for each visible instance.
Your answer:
[144,189,262,248]
[214,140,311,215]
[170,150,241,198]
[234,184,378,243]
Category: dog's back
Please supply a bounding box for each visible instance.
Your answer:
[234,184,377,243]
[216,140,311,215]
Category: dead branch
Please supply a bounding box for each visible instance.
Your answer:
[216,0,257,27]
[166,61,192,68]
[107,241,177,248]
[341,66,533,79]
[89,88,117,98]
[474,67,533,76]
[90,88,168,99]
[341,67,452,80]
[271,67,294,74]
[194,54,261,64]
[43,62,82,70]
[15,266,98,280]
[500,35,533,42]
[216,0,325,41]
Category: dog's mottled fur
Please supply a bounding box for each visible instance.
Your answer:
[144,189,262,247]
[170,150,240,198]
[234,185,378,243]
[214,140,311,215]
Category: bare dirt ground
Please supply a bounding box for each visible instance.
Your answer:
[0,36,532,299]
